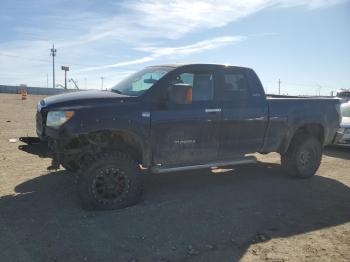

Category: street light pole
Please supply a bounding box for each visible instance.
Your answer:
[61,66,69,89]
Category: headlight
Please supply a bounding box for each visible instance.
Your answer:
[46,111,74,127]
[37,99,46,112]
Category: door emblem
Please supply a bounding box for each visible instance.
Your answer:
[174,139,196,144]
[142,112,150,118]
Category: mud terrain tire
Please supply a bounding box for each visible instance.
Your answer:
[77,152,143,210]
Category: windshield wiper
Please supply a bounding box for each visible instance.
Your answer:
[111,89,123,95]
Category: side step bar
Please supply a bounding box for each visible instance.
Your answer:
[151,156,257,174]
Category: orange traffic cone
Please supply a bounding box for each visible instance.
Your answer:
[20,89,27,100]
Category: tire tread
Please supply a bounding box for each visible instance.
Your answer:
[77,151,143,210]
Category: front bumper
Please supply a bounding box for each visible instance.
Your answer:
[333,128,350,146]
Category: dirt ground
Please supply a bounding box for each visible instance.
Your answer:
[0,93,349,262]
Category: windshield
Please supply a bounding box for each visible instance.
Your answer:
[111,67,173,96]
[341,104,350,117]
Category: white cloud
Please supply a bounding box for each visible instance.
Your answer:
[0,0,347,87]
[78,57,156,72]
[49,0,347,47]
[78,36,245,72]
[119,0,347,39]
[125,0,269,39]
[278,0,347,9]
[140,36,245,56]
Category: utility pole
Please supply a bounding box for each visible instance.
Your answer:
[50,44,57,88]
[278,79,281,95]
[316,84,322,96]
[101,77,104,90]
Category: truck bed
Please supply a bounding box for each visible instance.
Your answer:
[261,96,340,153]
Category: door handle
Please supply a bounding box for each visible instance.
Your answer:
[205,108,221,113]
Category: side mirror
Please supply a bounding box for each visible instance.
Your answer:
[168,83,192,104]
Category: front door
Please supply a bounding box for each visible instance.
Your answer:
[151,68,221,166]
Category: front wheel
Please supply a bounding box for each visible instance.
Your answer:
[77,152,143,210]
[281,134,322,179]
[61,154,93,173]
[61,159,80,172]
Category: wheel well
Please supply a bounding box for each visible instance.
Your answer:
[280,123,324,154]
[294,124,324,144]
[62,130,144,164]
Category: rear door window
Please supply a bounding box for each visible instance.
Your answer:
[222,71,250,100]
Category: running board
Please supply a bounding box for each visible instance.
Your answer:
[151,156,257,174]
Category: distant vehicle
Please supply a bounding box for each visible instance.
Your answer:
[334,102,350,146]
[36,63,341,210]
[336,89,350,103]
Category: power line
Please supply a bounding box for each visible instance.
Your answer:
[0,52,50,63]
[0,52,104,68]
[0,50,342,93]
[262,79,334,88]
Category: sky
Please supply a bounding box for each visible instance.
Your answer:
[0,0,349,95]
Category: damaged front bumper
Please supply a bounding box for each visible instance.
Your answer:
[333,128,350,146]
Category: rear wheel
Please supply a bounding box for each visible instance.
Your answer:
[77,151,143,210]
[281,134,322,178]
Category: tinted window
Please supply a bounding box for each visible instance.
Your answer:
[171,72,214,101]
[222,72,249,100]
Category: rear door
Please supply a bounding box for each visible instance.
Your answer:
[218,68,268,157]
[151,66,222,166]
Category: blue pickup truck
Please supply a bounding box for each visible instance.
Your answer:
[36,64,341,210]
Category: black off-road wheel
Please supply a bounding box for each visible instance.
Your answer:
[61,160,80,172]
[281,134,322,179]
[77,152,143,210]
[62,154,94,173]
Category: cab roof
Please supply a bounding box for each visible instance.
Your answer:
[148,63,252,71]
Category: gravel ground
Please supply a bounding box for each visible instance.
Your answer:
[0,93,349,262]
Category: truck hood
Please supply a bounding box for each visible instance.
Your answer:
[40,90,132,109]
